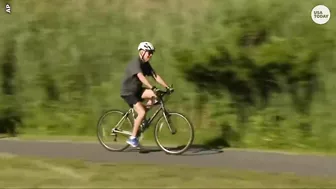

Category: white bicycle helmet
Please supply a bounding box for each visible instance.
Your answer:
[138,41,155,52]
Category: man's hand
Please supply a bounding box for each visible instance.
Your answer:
[166,85,174,94]
[151,86,160,94]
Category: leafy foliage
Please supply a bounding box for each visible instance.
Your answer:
[0,0,335,152]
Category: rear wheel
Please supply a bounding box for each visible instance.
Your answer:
[154,112,194,155]
[97,109,133,151]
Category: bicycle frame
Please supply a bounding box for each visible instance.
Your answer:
[112,90,174,136]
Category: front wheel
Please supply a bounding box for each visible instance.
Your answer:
[154,112,194,155]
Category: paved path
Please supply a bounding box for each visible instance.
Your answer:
[0,139,335,177]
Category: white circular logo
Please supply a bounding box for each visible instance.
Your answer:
[311,5,331,24]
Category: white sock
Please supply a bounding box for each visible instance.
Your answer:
[130,136,136,139]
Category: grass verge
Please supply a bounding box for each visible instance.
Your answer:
[0,154,335,188]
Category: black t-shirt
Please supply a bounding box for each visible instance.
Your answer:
[120,56,155,96]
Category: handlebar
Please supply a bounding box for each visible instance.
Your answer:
[155,89,173,103]
[156,89,171,97]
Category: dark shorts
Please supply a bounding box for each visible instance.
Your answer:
[121,88,146,108]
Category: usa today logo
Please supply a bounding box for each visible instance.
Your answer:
[311,5,331,24]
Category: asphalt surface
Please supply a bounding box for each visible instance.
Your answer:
[0,138,336,177]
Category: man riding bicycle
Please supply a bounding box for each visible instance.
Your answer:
[120,41,174,147]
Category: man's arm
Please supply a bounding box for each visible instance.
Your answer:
[137,72,154,89]
[130,60,154,90]
[152,74,169,88]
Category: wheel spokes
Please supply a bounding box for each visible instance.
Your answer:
[155,112,194,154]
[97,110,133,151]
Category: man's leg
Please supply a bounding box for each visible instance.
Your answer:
[141,89,158,109]
[126,89,158,147]
[121,93,146,147]
[126,101,146,147]
[132,102,146,136]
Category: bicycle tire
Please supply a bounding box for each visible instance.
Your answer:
[154,112,194,155]
[97,109,132,151]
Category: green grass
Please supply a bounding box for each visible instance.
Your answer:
[0,154,335,188]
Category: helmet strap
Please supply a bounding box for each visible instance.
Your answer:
[139,50,146,62]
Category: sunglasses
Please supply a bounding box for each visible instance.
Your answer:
[147,50,154,55]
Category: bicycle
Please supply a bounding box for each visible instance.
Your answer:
[96,88,195,155]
